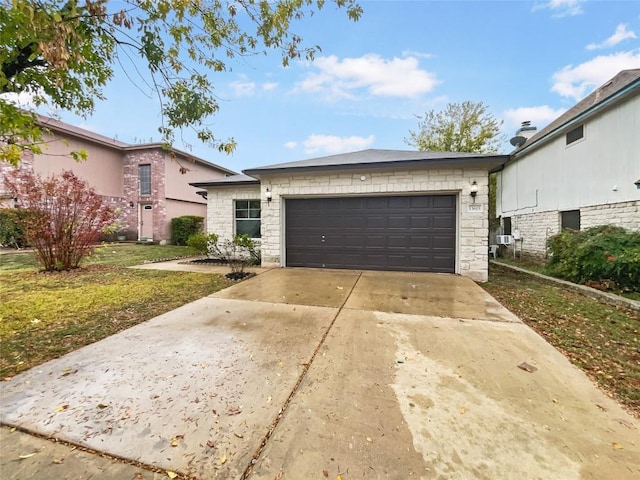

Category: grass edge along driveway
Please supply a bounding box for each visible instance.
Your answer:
[481,263,640,419]
[0,245,231,378]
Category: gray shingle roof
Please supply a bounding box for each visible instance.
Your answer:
[244,149,508,176]
[190,174,259,188]
[515,69,640,155]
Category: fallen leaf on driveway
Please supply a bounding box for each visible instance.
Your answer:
[227,406,242,415]
[459,407,467,414]
[171,434,184,447]
[52,458,63,464]
[613,443,623,450]
[97,403,109,409]
[166,471,178,479]
[54,404,69,412]
[19,453,37,459]
[517,362,538,373]
[220,453,227,465]
[323,470,329,478]
[337,286,344,290]
[134,473,143,479]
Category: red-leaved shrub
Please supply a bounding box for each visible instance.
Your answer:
[3,169,116,271]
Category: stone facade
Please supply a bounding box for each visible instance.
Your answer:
[581,201,639,231]
[500,211,559,261]
[205,185,261,239]
[502,200,640,261]
[252,166,490,281]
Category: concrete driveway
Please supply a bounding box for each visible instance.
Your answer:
[1,268,638,479]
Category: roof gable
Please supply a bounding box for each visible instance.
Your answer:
[515,69,640,155]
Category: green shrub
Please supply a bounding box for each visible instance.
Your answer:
[0,208,32,248]
[546,225,640,292]
[187,232,219,256]
[171,215,203,245]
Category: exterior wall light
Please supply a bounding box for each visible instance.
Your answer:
[470,181,478,202]
[635,179,640,190]
[265,188,272,203]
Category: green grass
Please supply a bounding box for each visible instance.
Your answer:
[0,243,196,271]
[482,263,640,418]
[0,245,229,378]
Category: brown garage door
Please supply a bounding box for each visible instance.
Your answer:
[285,195,456,273]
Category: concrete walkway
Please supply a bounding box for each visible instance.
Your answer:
[1,266,639,479]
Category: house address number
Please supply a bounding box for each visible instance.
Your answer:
[467,204,483,213]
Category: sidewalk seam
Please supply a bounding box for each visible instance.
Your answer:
[240,271,364,480]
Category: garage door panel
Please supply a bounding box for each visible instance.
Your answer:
[433,195,456,208]
[285,195,456,272]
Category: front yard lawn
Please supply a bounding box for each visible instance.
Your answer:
[482,263,640,418]
[0,245,230,378]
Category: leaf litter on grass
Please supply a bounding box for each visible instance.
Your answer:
[482,264,640,418]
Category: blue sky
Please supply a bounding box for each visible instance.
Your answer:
[37,1,640,173]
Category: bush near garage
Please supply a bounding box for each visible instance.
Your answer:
[171,215,203,245]
[546,225,640,292]
[0,208,33,248]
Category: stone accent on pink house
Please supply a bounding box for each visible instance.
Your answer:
[123,149,168,241]
[1,115,235,242]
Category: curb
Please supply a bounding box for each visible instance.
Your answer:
[490,260,640,313]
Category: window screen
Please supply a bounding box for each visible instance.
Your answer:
[566,125,584,145]
[139,164,151,195]
[561,210,580,231]
[235,200,261,238]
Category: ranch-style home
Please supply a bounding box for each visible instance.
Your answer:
[0,114,236,242]
[192,149,509,282]
[495,69,640,259]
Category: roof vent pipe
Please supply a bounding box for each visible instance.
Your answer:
[510,121,537,148]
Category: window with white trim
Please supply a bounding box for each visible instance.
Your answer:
[235,200,261,238]
[139,164,151,195]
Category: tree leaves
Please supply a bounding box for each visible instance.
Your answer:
[406,101,504,154]
[1,0,362,164]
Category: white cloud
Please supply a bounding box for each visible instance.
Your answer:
[551,50,640,99]
[300,134,375,155]
[401,50,434,60]
[229,80,256,97]
[503,106,567,130]
[296,53,439,99]
[284,141,298,149]
[533,0,585,17]
[586,24,637,50]
[262,82,279,91]
[0,90,40,109]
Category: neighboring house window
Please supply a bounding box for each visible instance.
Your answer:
[503,217,512,235]
[566,125,584,145]
[235,200,261,238]
[139,164,151,195]
[561,210,580,231]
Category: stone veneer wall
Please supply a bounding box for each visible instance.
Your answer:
[260,167,490,282]
[205,185,262,240]
[505,200,640,261]
[581,201,639,231]
[502,211,559,261]
[123,150,167,241]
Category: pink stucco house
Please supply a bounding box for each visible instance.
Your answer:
[0,115,235,242]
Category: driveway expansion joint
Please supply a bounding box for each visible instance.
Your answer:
[240,271,364,479]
